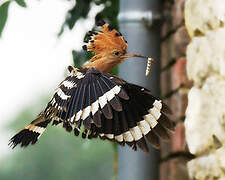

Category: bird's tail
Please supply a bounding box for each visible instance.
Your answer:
[9,111,51,149]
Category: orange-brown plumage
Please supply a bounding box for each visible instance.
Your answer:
[82,22,129,73]
[82,22,149,73]
[86,23,127,55]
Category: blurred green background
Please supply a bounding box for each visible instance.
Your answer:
[2,97,114,180]
[0,0,119,179]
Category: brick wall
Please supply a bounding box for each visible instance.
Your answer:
[184,0,225,179]
[159,0,193,179]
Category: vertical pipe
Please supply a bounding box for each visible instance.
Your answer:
[118,0,162,180]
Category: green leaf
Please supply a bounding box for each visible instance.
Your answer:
[15,0,27,8]
[95,0,119,29]
[0,1,11,38]
[58,0,92,36]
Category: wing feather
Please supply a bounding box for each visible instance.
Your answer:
[100,76,122,111]
[92,82,102,127]
[96,79,113,119]
[75,84,86,122]
[82,84,92,129]
[44,67,173,152]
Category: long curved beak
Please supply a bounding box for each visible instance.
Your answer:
[121,53,149,59]
[121,53,154,76]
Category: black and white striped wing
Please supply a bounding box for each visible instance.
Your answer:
[47,67,173,152]
[46,67,128,129]
[95,81,173,152]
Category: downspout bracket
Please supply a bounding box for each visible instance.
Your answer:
[118,11,162,27]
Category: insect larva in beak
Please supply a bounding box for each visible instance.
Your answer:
[145,58,154,76]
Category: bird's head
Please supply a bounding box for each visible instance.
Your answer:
[82,21,148,72]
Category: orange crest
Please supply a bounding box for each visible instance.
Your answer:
[82,21,128,55]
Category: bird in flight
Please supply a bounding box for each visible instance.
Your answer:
[9,21,173,152]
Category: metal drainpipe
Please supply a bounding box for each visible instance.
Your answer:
[117,0,162,180]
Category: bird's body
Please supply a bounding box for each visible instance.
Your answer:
[9,21,173,152]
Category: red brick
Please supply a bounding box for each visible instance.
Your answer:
[160,103,188,158]
[162,1,173,30]
[172,0,186,28]
[169,157,189,180]
[161,21,170,38]
[161,30,179,61]
[161,60,190,122]
[171,57,193,90]
[160,140,172,158]
[161,27,190,72]
[160,158,189,180]
[163,0,173,10]
[169,91,188,121]
[160,122,188,158]
[161,15,173,38]
[161,41,169,68]
[160,69,172,97]
[171,123,187,152]
[159,1,190,179]
[160,161,170,180]
[179,90,189,116]
[172,57,187,89]
[161,40,174,69]
[172,26,190,58]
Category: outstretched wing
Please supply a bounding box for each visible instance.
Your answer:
[46,66,129,128]
[46,66,173,152]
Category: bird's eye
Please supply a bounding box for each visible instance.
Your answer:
[113,51,120,56]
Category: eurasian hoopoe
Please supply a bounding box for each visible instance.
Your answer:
[9,20,173,152]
